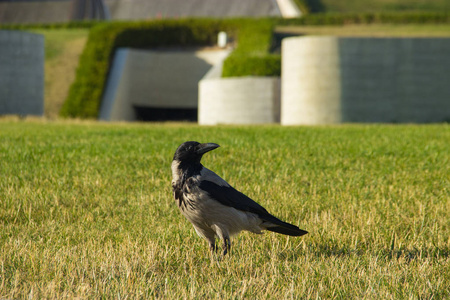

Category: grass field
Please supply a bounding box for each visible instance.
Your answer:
[0,120,448,298]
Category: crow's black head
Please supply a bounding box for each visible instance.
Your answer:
[173,141,220,164]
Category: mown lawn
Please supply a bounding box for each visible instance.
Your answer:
[276,24,450,37]
[0,120,449,298]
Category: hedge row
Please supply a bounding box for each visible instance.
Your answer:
[283,11,450,25]
[220,12,450,78]
[60,12,450,118]
[60,19,239,118]
[0,21,99,30]
[222,19,279,77]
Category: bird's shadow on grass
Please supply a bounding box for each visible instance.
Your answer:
[277,244,450,262]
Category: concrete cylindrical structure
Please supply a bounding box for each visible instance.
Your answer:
[281,36,450,124]
[0,30,44,116]
[199,77,280,125]
[282,36,341,125]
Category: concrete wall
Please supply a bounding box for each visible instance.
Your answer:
[0,0,284,25]
[199,62,280,125]
[282,36,450,125]
[99,48,229,121]
[0,30,44,116]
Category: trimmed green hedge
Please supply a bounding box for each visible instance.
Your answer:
[60,19,238,118]
[0,21,99,30]
[60,18,280,118]
[222,54,281,77]
[282,11,450,25]
[222,19,279,77]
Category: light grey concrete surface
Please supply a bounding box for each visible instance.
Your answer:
[0,0,281,24]
[199,74,281,125]
[282,36,450,125]
[105,0,281,20]
[276,0,301,17]
[99,47,229,121]
[0,30,44,116]
[99,49,131,121]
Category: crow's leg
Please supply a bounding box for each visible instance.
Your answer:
[211,224,231,256]
[209,240,217,253]
[222,236,231,256]
[203,235,218,256]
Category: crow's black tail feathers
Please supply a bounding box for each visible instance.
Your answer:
[266,224,308,236]
[263,215,308,237]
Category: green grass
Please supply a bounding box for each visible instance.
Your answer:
[30,29,88,60]
[1,120,449,298]
[276,24,450,37]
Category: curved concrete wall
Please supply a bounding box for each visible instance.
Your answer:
[0,30,44,116]
[199,76,280,125]
[99,48,229,121]
[282,36,450,125]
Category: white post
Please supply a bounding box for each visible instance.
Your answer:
[218,32,227,48]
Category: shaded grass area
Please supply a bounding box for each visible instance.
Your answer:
[0,121,449,298]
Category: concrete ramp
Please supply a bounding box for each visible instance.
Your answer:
[99,48,230,121]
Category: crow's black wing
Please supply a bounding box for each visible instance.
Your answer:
[199,179,270,216]
[198,180,308,237]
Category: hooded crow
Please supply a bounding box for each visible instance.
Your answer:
[171,141,308,255]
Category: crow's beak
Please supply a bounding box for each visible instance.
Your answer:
[196,143,220,155]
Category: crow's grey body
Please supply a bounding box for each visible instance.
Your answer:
[171,141,307,255]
